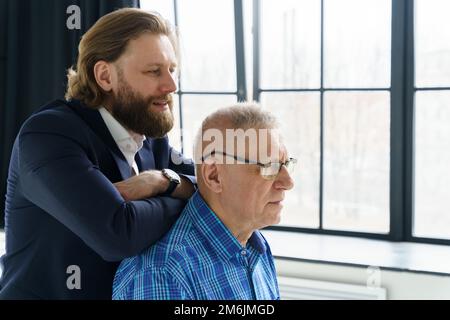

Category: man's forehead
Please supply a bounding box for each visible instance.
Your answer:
[122,33,177,65]
[195,126,288,164]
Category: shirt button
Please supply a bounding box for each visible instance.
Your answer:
[241,250,247,256]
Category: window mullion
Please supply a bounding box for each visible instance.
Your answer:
[319,0,324,230]
[403,0,415,242]
[234,0,247,102]
[252,0,261,102]
[390,0,410,241]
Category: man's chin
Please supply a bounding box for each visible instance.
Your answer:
[142,124,174,139]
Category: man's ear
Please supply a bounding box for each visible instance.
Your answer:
[201,163,222,193]
[93,61,113,92]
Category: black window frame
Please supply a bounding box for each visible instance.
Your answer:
[151,0,450,246]
[255,0,450,246]
[170,0,247,154]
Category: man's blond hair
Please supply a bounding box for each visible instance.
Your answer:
[65,8,177,108]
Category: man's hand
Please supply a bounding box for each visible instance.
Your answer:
[114,170,195,202]
[114,170,168,202]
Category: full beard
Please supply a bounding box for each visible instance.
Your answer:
[109,81,174,138]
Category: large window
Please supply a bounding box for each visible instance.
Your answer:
[141,0,450,245]
[140,0,243,158]
[413,0,450,241]
[257,0,391,235]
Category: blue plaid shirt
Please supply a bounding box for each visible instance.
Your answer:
[112,191,280,300]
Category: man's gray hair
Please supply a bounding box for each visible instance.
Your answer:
[192,102,280,165]
[201,102,279,130]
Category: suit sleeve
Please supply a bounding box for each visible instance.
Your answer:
[18,112,187,262]
[168,147,197,186]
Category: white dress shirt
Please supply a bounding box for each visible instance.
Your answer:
[99,107,146,175]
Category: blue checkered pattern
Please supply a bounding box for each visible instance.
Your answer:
[112,191,280,300]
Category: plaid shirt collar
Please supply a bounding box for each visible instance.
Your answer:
[188,191,267,262]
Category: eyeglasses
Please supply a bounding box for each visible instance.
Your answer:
[203,151,297,180]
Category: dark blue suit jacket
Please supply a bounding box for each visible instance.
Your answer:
[0,99,195,299]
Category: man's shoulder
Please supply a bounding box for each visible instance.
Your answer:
[114,199,212,295]
[148,213,198,265]
[127,207,202,275]
[113,214,200,299]
[20,99,91,135]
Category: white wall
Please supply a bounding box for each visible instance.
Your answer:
[275,258,450,300]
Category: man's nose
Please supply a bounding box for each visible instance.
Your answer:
[159,71,177,94]
[274,166,294,190]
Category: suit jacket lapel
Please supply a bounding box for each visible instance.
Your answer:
[64,100,132,180]
[136,139,155,171]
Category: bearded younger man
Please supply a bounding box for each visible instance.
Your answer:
[0,8,195,300]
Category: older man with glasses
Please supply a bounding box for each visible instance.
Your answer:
[112,103,295,300]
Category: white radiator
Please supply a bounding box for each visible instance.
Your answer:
[278,276,387,300]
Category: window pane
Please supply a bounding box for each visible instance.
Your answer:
[181,94,238,159]
[260,0,321,89]
[414,91,450,239]
[415,0,450,87]
[140,0,175,23]
[167,94,181,152]
[324,0,391,88]
[261,92,320,228]
[244,0,254,99]
[177,0,237,91]
[323,91,390,233]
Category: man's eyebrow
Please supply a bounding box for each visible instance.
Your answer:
[144,62,178,68]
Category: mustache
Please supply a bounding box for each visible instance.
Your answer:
[148,94,173,105]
